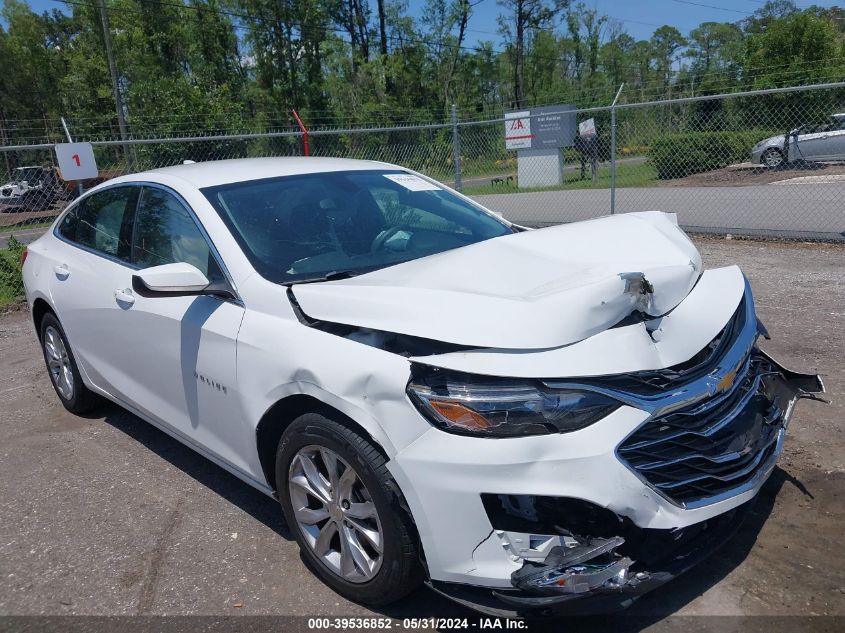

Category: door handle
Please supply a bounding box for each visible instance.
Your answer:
[53,264,70,280]
[114,288,135,306]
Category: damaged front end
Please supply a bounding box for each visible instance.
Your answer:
[430,295,824,616]
[461,493,758,615]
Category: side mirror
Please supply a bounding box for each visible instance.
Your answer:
[132,262,210,296]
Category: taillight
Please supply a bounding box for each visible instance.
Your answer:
[20,248,28,267]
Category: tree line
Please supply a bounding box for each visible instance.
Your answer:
[1,0,845,144]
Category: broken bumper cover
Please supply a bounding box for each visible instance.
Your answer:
[429,354,823,617]
[430,495,754,617]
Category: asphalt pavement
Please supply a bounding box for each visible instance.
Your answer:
[474,184,845,240]
[0,227,46,249]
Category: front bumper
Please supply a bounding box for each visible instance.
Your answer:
[389,281,823,615]
[430,495,756,617]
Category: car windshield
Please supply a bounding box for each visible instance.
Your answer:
[201,169,513,284]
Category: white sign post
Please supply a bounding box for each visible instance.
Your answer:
[504,111,533,150]
[54,142,98,181]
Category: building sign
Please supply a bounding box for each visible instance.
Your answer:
[54,142,98,181]
[505,104,576,150]
[578,117,597,137]
[505,111,532,150]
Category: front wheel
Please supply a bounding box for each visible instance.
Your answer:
[761,148,784,168]
[276,413,423,605]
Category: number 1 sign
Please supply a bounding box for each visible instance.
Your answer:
[54,142,98,181]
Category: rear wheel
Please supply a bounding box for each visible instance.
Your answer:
[39,312,98,413]
[762,148,784,168]
[276,413,423,605]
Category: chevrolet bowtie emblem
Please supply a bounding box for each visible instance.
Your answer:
[716,368,737,393]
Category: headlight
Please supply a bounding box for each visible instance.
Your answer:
[407,366,621,437]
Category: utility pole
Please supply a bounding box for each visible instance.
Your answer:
[451,104,462,192]
[0,108,11,176]
[97,0,129,164]
[609,83,624,215]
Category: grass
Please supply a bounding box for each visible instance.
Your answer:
[463,161,657,195]
[0,235,26,308]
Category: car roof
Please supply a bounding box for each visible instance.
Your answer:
[139,157,401,189]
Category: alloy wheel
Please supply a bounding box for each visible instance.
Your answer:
[288,445,384,583]
[44,325,74,400]
[763,149,783,168]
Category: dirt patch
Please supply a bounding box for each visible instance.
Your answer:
[661,162,845,187]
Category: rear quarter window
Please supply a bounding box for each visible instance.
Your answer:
[57,186,138,261]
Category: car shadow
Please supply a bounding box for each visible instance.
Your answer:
[93,399,806,628]
[96,400,292,540]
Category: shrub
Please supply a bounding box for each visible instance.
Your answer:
[649,130,776,180]
[0,235,26,305]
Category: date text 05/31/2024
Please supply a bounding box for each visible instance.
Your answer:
[307,618,528,629]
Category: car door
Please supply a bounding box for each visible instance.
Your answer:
[49,185,139,395]
[108,185,253,473]
[797,122,841,161]
[826,117,845,159]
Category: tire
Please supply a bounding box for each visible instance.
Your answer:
[39,312,99,414]
[276,413,423,605]
[761,148,784,168]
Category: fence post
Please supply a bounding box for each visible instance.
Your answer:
[451,104,462,192]
[610,83,624,215]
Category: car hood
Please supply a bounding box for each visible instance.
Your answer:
[757,135,785,148]
[291,211,702,350]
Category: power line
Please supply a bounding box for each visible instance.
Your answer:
[670,0,753,15]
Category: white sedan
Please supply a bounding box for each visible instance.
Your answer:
[22,158,822,615]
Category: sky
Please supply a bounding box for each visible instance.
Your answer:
[11,0,845,46]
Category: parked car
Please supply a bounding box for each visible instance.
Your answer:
[21,158,823,616]
[0,166,65,211]
[751,113,845,167]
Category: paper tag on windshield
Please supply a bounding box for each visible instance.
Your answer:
[383,174,441,191]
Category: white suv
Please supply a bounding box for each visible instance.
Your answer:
[22,158,822,616]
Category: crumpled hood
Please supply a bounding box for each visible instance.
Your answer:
[291,211,702,350]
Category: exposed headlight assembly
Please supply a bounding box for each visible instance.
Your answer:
[407,366,621,437]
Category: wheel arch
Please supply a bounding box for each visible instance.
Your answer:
[31,297,55,335]
[762,146,784,166]
[255,393,390,493]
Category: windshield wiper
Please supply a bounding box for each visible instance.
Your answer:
[288,270,362,285]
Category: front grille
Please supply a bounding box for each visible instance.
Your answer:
[617,354,783,506]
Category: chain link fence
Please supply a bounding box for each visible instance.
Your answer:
[2,83,845,243]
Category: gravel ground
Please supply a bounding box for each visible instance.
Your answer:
[0,238,843,631]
